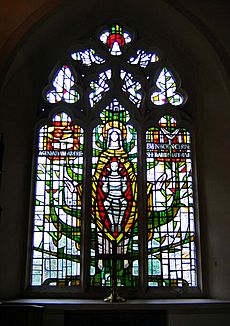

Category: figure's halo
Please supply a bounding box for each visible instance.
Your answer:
[102,121,127,140]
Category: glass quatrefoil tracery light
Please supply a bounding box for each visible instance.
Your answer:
[31,23,198,294]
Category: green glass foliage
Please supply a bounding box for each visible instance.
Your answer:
[31,24,196,290]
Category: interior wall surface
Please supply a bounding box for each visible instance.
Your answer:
[0,0,230,300]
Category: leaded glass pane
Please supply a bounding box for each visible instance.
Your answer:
[146,115,197,287]
[120,70,142,108]
[100,24,132,56]
[46,66,80,104]
[90,99,139,287]
[71,49,105,66]
[31,112,83,286]
[150,68,185,106]
[89,70,111,107]
[30,23,199,295]
[128,50,159,68]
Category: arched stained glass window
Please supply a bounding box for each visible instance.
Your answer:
[32,112,83,286]
[146,116,196,287]
[30,23,199,297]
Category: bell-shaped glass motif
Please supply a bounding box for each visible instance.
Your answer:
[99,24,132,56]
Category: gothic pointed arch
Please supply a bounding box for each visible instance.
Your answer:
[30,22,199,297]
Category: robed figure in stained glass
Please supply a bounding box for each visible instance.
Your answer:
[91,121,138,273]
[31,24,197,292]
[100,156,129,234]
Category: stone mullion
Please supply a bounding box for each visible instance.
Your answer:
[80,125,92,291]
[137,124,148,294]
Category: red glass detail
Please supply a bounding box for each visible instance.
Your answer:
[53,128,63,139]
[96,157,134,238]
[151,128,189,162]
[107,33,125,48]
[45,123,80,160]
[46,189,58,194]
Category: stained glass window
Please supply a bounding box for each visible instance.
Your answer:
[146,116,196,287]
[100,24,132,56]
[71,49,105,66]
[89,70,112,107]
[150,67,185,106]
[120,70,142,107]
[45,65,80,104]
[128,50,159,68]
[31,113,83,286]
[91,99,138,287]
[30,23,199,296]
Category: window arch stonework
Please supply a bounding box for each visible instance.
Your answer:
[30,23,200,298]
